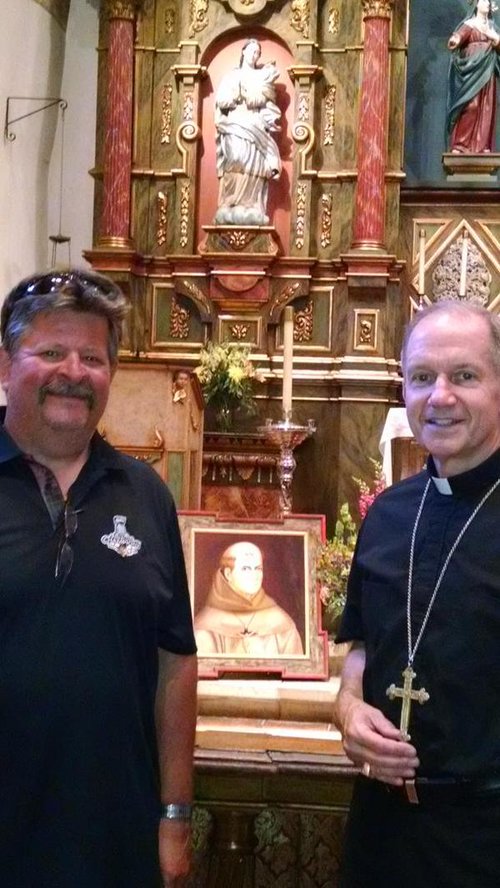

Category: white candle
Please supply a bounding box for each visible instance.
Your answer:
[459,229,468,297]
[418,228,426,296]
[282,306,294,416]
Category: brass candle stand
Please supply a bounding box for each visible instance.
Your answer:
[259,412,316,514]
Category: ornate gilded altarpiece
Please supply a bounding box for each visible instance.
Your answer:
[88,0,416,535]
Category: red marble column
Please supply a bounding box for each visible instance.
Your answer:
[352,0,393,251]
[99,0,136,248]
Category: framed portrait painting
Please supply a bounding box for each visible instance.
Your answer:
[177,511,329,679]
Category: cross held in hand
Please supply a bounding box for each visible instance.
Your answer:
[386,665,429,741]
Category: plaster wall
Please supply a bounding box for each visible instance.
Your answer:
[0,0,98,297]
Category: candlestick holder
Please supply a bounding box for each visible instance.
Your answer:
[259,412,316,514]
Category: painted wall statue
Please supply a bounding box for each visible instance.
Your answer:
[446,0,500,154]
[214,39,282,226]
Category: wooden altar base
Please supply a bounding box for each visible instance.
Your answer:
[191,677,355,887]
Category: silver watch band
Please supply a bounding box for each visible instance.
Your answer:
[160,803,193,822]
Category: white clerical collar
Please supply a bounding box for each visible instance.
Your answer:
[431,475,453,495]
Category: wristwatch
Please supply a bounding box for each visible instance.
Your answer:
[160,803,193,822]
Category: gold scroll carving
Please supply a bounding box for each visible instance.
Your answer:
[328,6,340,34]
[181,279,211,315]
[321,193,333,248]
[354,309,378,351]
[324,84,336,145]
[157,192,168,247]
[170,296,190,339]
[295,183,307,250]
[161,85,173,144]
[179,184,191,248]
[294,300,313,342]
[230,324,249,340]
[218,229,256,251]
[269,282,301,319]
[290,0,310,37]
[189,0,209,37]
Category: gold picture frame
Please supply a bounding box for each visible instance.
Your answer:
[178,511,328,680]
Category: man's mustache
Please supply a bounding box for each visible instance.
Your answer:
[39,380,95,408]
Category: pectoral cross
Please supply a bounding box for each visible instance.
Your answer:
[386,665,429,741]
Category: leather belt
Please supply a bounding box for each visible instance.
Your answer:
[388,776,500,806]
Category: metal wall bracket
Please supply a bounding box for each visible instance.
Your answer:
[4,96,67,141]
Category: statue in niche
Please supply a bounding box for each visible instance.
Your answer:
[214,39,282,226]
[446,0,500,154]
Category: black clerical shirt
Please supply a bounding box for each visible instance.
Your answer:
[338,448,500,777]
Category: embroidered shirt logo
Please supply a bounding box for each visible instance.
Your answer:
[101,515,142,557]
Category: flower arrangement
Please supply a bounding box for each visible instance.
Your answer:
[318,460,385,632]
[194,341,264,430]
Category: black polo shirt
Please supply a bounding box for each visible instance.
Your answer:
[338,448,500,777]
[0,419,196,887]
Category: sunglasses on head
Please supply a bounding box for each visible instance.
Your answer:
[1,271,123,339]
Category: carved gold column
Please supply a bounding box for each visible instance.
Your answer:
[98,0,137,250]
[351,0,393,251]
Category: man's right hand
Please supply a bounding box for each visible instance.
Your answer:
[333,644,419,786]
[339,694,419,786]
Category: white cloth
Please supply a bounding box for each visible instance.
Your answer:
[379,407,414,486]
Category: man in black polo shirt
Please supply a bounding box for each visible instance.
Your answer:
[335,300,500,887]
[0,270,197,887]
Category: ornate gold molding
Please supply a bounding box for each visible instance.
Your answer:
[161,84,173,144]
[170,296,190,339]
[189,0,209,37]
[320,193,333,248]
[219,229,256,251]
[34,0,70,30]
[354,309,379,351]
[328,6,340,34]
[295,184,307,249]
[362,0,393,18]
[230,323,249,341]
[268,281,309,321]
[323,84,336,146]
[180,279,211,314]
[179,184,191,248]
[156,192,168,247]
[294,300,313,342]
[290,0,310,38]
[103,0,137,20]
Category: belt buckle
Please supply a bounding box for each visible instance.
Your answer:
[404,779,419,805]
